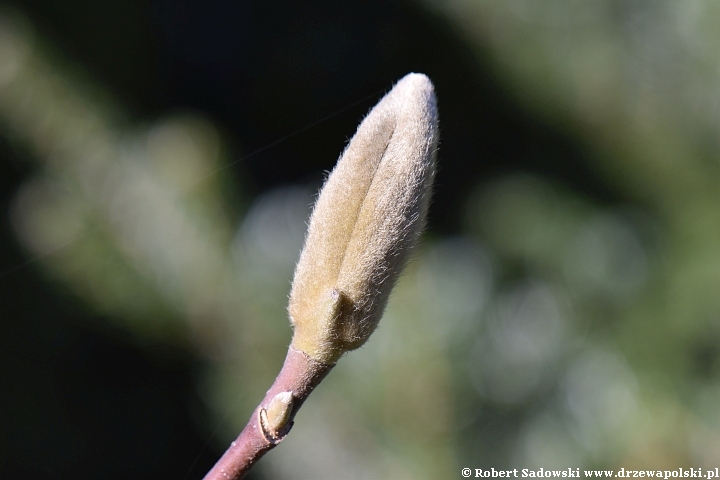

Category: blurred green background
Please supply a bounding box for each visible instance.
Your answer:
[2,0,720,478]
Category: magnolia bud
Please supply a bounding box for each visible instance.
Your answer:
[260,391,294,440]
[288,73,439,363]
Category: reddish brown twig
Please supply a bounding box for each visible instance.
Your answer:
[202,347,334,480]
[203,72,438,479]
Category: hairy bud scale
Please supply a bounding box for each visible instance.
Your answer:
[288,73,439,363]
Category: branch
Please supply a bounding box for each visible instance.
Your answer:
[203,347,333,479]
[202,72,438,478]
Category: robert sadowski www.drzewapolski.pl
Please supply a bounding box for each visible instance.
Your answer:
[466,468,718,479]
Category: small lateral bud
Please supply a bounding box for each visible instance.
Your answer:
[288,73,439,363]
[260,391,294,440]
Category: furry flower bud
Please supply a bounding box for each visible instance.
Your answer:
[288,73,439,363]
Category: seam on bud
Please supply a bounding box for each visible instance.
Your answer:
[288,73,439,363]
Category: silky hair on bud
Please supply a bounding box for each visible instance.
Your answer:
[288,73,439,364]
